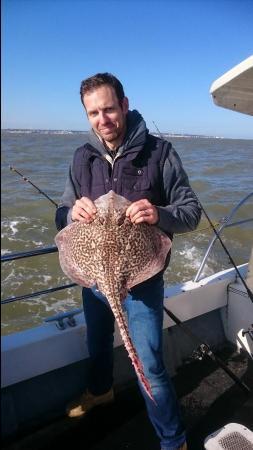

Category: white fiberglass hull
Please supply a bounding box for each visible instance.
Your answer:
[2,262,251,390]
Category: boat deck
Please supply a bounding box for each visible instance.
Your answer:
[2,345,253,450]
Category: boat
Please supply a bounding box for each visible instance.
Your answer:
[1,57,253,450]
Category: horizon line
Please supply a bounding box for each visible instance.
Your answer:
[2,127,252,140]
[1,127,225,139]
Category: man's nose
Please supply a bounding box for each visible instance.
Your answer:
[99,111,108,123]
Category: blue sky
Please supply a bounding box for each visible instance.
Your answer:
[2,0,253,138]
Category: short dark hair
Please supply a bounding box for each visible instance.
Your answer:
[80,72,125,106]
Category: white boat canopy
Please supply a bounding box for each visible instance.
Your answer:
[210,55,253,116]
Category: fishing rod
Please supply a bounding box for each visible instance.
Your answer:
[9,166,58,208]
[163,306,251,394]
[152,120,164,137]
[152,117,252,390]
[152,121,253,302]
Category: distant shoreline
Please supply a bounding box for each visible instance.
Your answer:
[0,128,227,139]
[2,128,252,140]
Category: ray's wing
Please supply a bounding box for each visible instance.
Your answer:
[124,223,172,289]
[55,222,98,287]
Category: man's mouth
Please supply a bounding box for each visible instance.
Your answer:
[99,126,115,133]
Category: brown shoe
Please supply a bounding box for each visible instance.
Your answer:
[177,443,187,450]
[66,388,114,418]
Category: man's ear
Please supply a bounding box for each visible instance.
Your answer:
[122,97,129,114]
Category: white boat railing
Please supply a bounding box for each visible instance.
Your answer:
[194,192,253,282]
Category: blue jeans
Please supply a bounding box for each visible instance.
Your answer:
[82,275,186,450]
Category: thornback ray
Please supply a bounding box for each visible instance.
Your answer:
[55,190,172,401]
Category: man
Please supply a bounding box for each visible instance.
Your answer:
[55,73,201,450]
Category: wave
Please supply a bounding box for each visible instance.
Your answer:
[1,217,30,237]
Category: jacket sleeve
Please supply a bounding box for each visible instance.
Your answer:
[157,147,201,234]
[55,164,81,231]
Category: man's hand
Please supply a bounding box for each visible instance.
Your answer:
[71,197,97,223]
[126,199,158,225]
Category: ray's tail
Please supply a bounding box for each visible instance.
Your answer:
[107,296,155,403]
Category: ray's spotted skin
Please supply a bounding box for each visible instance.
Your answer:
[55,190,172,400]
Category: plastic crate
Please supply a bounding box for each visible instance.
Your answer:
[204,423,253,449]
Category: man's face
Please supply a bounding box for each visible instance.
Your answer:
[83,85,129,149]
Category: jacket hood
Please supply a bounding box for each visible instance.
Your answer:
[83,109,148,159]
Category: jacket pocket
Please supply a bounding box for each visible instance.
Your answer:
[121,167,150,192]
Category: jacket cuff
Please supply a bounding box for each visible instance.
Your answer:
[55,206,70,231]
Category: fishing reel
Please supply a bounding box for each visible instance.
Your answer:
[191,343,213,361]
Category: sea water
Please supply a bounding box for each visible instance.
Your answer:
[1,130,253,335]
